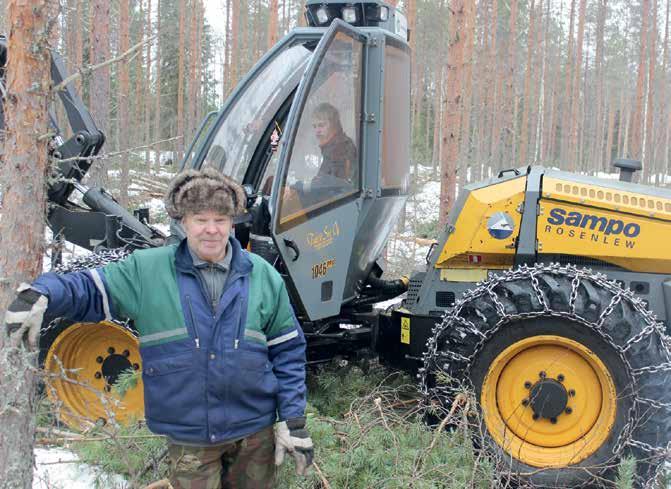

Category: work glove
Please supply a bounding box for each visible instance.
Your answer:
[274,416,314,476]
[4,283,48,348]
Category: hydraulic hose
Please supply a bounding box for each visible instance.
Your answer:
[365,274,409,296]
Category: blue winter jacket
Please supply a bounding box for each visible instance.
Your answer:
[33,237,307,445]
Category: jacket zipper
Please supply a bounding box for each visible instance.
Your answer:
[234,278,247,350]
[185,295,201,349]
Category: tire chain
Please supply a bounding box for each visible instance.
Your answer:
[40,248,134,338]
[417,263,671,488]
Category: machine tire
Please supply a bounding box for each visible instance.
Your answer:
[420,264,671,488]
[39,248,144,429]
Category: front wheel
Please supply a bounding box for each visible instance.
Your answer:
[420,264,671,487]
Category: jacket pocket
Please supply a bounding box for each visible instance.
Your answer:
[223,348,278,425]
[142,351,205,426]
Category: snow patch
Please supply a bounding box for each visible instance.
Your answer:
[33,448,127,489]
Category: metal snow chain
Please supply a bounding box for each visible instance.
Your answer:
[40,248,133,338]
[52,247,132,274]
[420,263,670,485]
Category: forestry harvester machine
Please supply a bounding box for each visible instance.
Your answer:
[2,1,671,485]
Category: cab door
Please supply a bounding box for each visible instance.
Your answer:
[271,20,368,320]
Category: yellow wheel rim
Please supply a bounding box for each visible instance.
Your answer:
[480,335,617,468]
[44,321,144,429]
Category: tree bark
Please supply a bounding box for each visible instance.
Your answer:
[518,0,536,166]
[87,0,110,186]
[569,0,587,171]
[145,0,153,170]
[187,0,198,143]
[631,0,649,161]
[118,0,131,207]
[154,0,162,168]
[230,0,240,88]
[177,0,187,158]
[268,0,280,49]
[0,1,56,487]
[560,0,576,166]
[439,0,466,226]
[644,0,657,182]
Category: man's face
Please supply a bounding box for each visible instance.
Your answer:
[182,210,233,263]
[312,117,336,146]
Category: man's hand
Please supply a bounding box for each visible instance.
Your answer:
[4,283,48,348]
[274,417,314,476]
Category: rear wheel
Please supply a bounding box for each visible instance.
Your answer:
[40,248,144,430]
[420,264,671,487]
[41,319,143,429]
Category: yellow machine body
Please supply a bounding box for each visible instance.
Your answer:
[435,169,671,274]
[435,177,526,270]
[538,175,671,273]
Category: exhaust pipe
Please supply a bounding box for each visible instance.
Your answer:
[613,158,642,183]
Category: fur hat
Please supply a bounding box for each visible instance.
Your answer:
[164,168,246,220]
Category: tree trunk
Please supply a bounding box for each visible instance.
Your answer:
[560,0,576,166]
[154,0,162,168]
[519,0,536,166]
[0,1,56,487]
[87,0,110,186]
[187,0,198,143]
[268,0,279,49]
[230,0,240,87]
[439,0,466,226]
[644,0,657,182]
[177,0,187,158]
[503,0,518,169]
[459,0,475,180]
[569,0,587,171]
[145,0,152,170]
[592,0,607,172]
[134,0,145,150]
[631,0,649,161]
[118,0,131,207]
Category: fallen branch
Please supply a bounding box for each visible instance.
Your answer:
[313,460,331,489]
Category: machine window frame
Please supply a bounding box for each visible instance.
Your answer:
[273,20,368,234]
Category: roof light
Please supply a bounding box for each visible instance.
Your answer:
[342,6,358,24]
[316,6,330,24]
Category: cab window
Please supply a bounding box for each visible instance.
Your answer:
[201,45,310,182]
[278,32,364,225]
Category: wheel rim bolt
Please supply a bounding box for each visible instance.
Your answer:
[539,371,546,379]
[133,363,140,370]
[108,347,115,354]
[96,356,104,364]
[532,413,539,421]
[522,398,529,407]
[550,417,557,424]
[568,389,576,397]
[565,407,572,414]
[524,381,532,389]
[123,349,130,357]
[557,374,565,382]
[94,372,102,379]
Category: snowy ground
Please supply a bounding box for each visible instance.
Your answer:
[33,448,126,489]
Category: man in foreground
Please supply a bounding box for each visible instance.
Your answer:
[5,168,313,488]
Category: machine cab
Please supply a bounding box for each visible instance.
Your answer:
[186,1,411,321]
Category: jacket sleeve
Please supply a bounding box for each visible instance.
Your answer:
[265,279,306,422]
[31,254,142,324]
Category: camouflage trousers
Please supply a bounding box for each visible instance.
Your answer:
[167,426,276,489]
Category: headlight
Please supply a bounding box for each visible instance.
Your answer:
[316,6,330,24]
[342,6,358,24]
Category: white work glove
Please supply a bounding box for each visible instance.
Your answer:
[274,417,314,476]
[4,283,48,348]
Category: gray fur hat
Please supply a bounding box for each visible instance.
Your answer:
[164,168,246,220]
